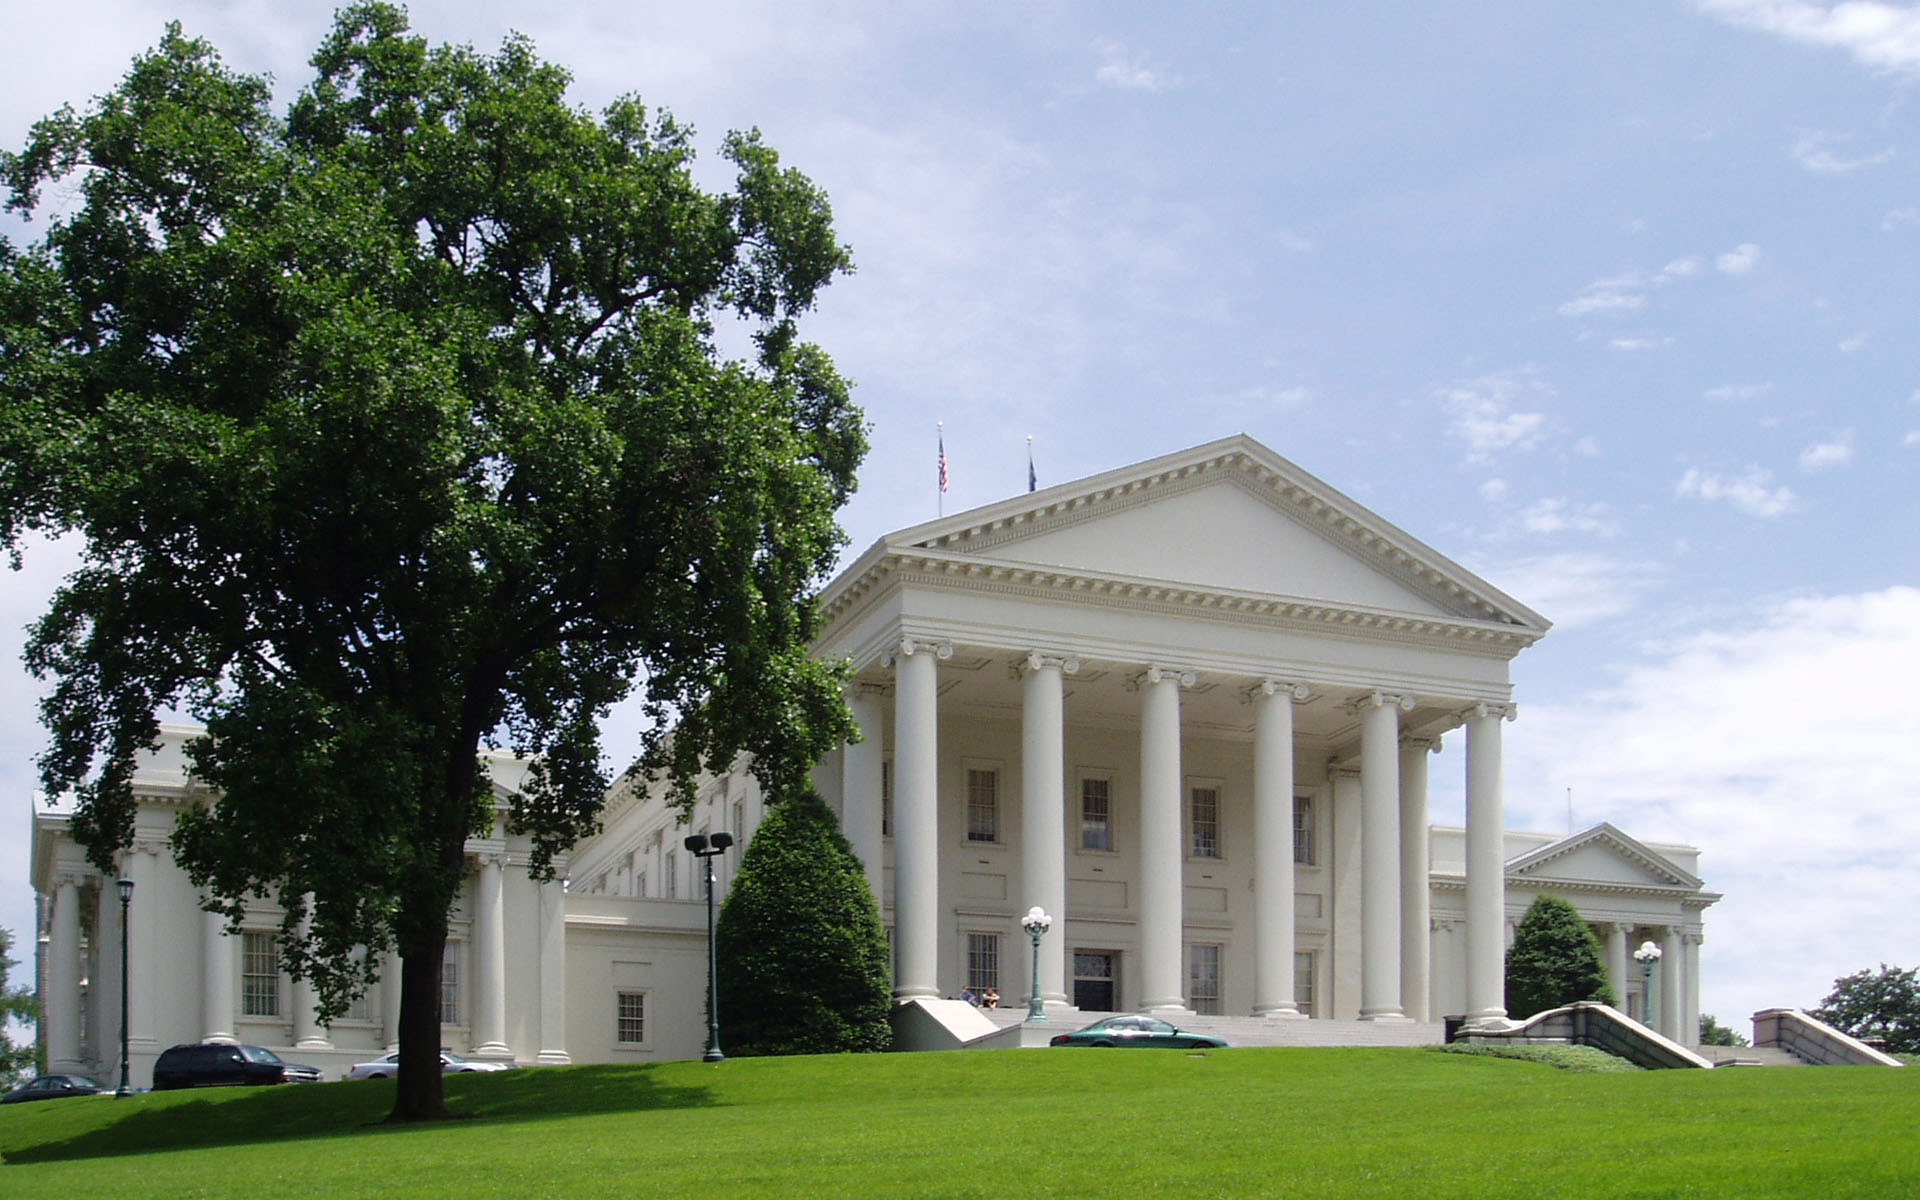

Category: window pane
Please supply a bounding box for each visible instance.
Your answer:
[441,942,461,1025]
[242,932,280,1018]
[881,759,894,837]
[1189,786,1220,859]
[1294,951,1315,1017]
[616,991,646,1044]
[1081,777,1112,851]
[665,850,678,900]
[1293,796,1315,865]
[966,768,999,843]
[966,932,1000,992]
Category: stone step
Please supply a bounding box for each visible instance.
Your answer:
[1699,1045,1807,1067]
[980,1006,1444,1048]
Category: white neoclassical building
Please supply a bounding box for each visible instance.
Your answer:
[31,435,1716,1079]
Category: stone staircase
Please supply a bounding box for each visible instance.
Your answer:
[1699,1045,1805,1068]
[980,1006,1444,1049]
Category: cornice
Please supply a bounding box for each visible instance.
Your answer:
[1506,822,1704,891]
[1431,872,1719,906]
[820,549,1544,658]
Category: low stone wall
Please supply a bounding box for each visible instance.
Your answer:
[1753,1008,1904,1067]
[1460,1002,1714,1069]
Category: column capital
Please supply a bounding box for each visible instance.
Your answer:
[1431,916,1458,933]
[1127,664,1196,690]
[883,636,953,667]
[1244,678,1311,703]
[1683,931,1705,947]
[127,837,168,859]
[475,850,510,871]
[1401,734,1442,754]
[1345,689,1415,715]
[1461,700,1518,722]
[1013,650,1081,678]
[50,870,89,892]
[847,680,892,700]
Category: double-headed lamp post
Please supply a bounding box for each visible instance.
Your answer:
[115,876,134,1096]
[1634,939,1663,1033]
[1021,906,1053,1023]
[683,832,734,1063]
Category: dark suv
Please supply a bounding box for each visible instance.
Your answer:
[152,1043,325,1089]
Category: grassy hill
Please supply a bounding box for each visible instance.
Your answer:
[2,1047,1916,1197]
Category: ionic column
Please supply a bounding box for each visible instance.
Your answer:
[843,683,889,904]
[48,875,84,1070]
[1606,923,1629,1007]
[1661,925,1685,1042]
[470,853,511,1056]
[537,875,571,1064]
[1020,652,1078,1011]
[1399,734,1436,1022]
[889,636,949,1000]
[292,895,331,1050]
[1356,691,1411,1021]
[381,949,403,1049]
[1138,665,1194,1015]
[123,842,160,1054]
[1251,680,1309,1017]
[1684,931,1704,1048]
[203,907,237,1043]
[1464,701,1516,1027]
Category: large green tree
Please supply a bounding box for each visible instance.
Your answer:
[1813,964,1920,1054]
[1504,894,1614,1019]
[0,6,862,1120]
[715,788,890,1056]
[0,928,37,1086]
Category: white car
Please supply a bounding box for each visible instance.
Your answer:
[344,1051,515,1080]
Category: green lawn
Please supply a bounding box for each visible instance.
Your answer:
[2,1048,1915,1198]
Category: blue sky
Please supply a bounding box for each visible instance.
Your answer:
[3,1,1917,1033]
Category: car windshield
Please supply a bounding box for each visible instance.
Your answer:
[1141,1018,1176,1034]
[441,1053,467,1063]
[240,1046,283,1064]
[69,1077,102,1088]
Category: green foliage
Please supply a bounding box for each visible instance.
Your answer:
[1813,963,1920,1054]
[0,927,37,1086]
[0,4,861,1118]
[715,788,890,1056]
[1434,1042,1641,1073]
[1699,1012,1749,1047]
[1503,893,1615,1019]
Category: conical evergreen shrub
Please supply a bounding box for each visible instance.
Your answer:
[1504,893,1615,1019]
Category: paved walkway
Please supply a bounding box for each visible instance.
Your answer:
[981,1006,1444,1048]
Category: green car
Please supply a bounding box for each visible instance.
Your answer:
[1048,1015,1227,1049]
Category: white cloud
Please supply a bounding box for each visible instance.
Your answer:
[1479,478,1509,502]
[1903,429,1920,446]
[1791,130,1896,172]
[1885,206,1920,229]
[1676,465,1797,517]
[1715,242,1764,275]
[1696,0,1920,72]
[1799,430,1855,470]
[1704,382,1775,403]
[1558,290,1647,317]
[1506,586,1920,1029]
[1571,436,1601,458]
[1609,336,1672,351]
[1438,368,1551,459]
[1839,329,1871,352]
[1519,497,1624,538]
[1467,552,1659,628]
[1092,38,1178,91]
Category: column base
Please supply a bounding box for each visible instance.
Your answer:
[1144,1003,1195,1019]
[536,1050,573,1066]
[469,1041,514,1060]
[294,1035,334,1051]
[892,986,942,1002]
[1463,1013,1519,1032]
[203,1033,239,1045]
[1254,1005,1307,1020]
[1358,1009,1413,1024]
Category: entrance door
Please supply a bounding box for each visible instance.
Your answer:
[1074,950,1117,1012]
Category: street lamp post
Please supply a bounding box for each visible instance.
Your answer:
[1633,939,1663,1034]
[1021,906,1053,1023]
[115,876,134,1096]
[684,832,735,1063]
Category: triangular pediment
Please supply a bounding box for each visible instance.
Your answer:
[866,435,1547,629]
[1508,823,1702,890]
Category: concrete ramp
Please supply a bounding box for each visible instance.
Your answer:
[890,998,1024,1052]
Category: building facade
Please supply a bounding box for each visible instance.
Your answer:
[30,435,1716,1079]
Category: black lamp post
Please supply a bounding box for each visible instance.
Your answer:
[115,876,134,1096]
[684,832,734,1063]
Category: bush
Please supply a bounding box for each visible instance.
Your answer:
[1434,1042,1641,1073]
[715,788,891,1055]
[1504,894,1614,1019]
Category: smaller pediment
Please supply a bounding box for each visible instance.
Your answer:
[1507,823,1702,891]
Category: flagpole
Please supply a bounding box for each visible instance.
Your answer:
[937,421,947,517]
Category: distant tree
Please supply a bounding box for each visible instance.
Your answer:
[1698,1013,1748,1047]
[0,6,861,1121]
[1813,964,1920,1054]
[0,927,37,1086]
[1504,894,1614,1019]
[715,788,891,1056]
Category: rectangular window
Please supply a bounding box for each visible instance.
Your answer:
[733,800,746,845]
[1189,784,1221,859]
[1293,796,1316,865]
[966,932,1000,993]
[1294,950,1315,1017]
[966,767,999,843]
[341,950,372,1021]
[441,941,461,1025]
[241,932,280,1018]
[665,849,678,900]
[616,991,646,1044]
[1188,944,1222,1015]
[1081,775,1113,852]
[636,870,647,898]
[881,758,894,837]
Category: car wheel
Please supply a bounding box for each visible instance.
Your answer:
[1092,1040,1114,1047]
[368,1072,387,1079]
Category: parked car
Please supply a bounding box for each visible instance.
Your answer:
[345,1051,515,1080]
[1048,1014,1228,1049]
[151,1043,324,1090]
[1,1074,107,1103]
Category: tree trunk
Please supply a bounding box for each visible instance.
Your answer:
[388,934,451,1122]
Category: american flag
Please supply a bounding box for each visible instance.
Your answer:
[938,427,948,494]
